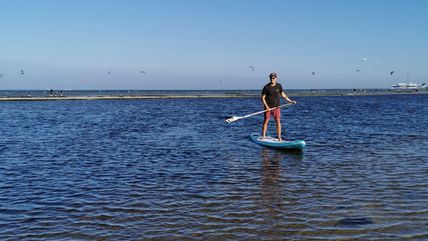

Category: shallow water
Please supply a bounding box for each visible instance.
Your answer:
[0,94,427,240]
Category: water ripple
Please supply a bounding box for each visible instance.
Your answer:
[1,96,427,240]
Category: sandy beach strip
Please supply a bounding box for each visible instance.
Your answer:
[0,94,253,101]
[0,90,426,101]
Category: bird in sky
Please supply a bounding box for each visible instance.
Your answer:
[21,70,24,75]
[249,66,255,71]
[0,73,4,78]
[356,69,361,73]
[312,72,315,76]
[390,71,394,75]
[140,70,146,74]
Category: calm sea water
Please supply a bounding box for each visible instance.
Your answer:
[1,94,427,240]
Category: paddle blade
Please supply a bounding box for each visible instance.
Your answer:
[225,116,241,123]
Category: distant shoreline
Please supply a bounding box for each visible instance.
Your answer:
[0,89,426,101]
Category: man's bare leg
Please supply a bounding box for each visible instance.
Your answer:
[275,118,282,141]
[262,118,269,139]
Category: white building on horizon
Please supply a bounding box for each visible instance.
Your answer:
[391,82,427,90]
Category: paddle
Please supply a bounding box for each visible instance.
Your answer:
[225,103,294,123]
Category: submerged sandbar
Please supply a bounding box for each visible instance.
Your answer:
[0,89,426,101]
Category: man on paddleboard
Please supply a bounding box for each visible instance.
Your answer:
[261,72,296,141]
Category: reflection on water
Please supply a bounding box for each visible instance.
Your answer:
[261,149,282,213]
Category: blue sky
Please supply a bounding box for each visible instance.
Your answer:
[0,0,427,90]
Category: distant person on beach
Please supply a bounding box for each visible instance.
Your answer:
[261,72,296,141]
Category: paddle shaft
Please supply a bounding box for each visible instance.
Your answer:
[241,103,293,119]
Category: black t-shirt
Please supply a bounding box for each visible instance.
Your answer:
[262,83,283,108]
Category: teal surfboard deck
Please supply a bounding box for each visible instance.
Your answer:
[251,133,306,150]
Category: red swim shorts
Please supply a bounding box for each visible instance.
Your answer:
[264,108,281,120]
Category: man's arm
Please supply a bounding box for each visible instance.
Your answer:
[281,92,296,104]
[261,94,271,111]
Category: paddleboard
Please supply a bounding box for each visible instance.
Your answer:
[251,133,305,150]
